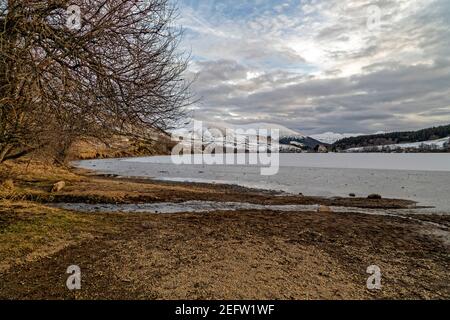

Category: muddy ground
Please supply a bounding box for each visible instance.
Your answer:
[0,161,449,299]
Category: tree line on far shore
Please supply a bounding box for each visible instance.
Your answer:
[333,124,450,151]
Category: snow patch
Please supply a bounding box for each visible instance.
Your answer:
[311,132,365,144]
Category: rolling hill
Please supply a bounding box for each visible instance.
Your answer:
[333,124,450,151]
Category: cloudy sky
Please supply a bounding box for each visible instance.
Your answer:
[177,0,450,135]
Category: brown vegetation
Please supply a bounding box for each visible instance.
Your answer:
[66,133,176,161]
[0,1,190,164]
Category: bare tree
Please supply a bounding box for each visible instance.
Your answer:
[0,0,191,163]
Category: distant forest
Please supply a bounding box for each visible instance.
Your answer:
[333,124,450,150]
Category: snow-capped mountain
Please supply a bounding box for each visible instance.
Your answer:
[170,120,305,139]
[169,119,322,152]
[310,132,365,144]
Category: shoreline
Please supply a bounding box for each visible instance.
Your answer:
[66,169,421,210]
[73,154,450,212]
[0,160,449,299]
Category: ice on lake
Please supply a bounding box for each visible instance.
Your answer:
[75,153,450,212]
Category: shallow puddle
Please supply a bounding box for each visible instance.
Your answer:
[50,200,422,216]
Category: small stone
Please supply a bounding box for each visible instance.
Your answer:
[368,194,382,200]
[317,205,332,213]
[51,181,66,193]
[349,193,356,198]
[141,222,151,230]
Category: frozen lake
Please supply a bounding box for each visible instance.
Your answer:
[75,153,450,212]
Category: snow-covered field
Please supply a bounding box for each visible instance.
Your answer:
[76,153,450,212]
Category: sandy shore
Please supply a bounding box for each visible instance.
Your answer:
[0,161,449,299]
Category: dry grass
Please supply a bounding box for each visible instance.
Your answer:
[0,160,80,202]
[67,135,175,161]
[0,159,120,272]
[0,200,117,273]
[1,179,14,190]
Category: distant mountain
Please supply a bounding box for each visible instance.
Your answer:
[279,135,326,150]
[333,124,450,151]
[310,132,365,144]
[169,120,325,152]
[171,120,303,138]
[171,120,306,139]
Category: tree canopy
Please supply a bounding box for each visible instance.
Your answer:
[0,0,191,162]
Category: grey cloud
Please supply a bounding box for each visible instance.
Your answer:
[191,58,450,134]
[180,0,450,135]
